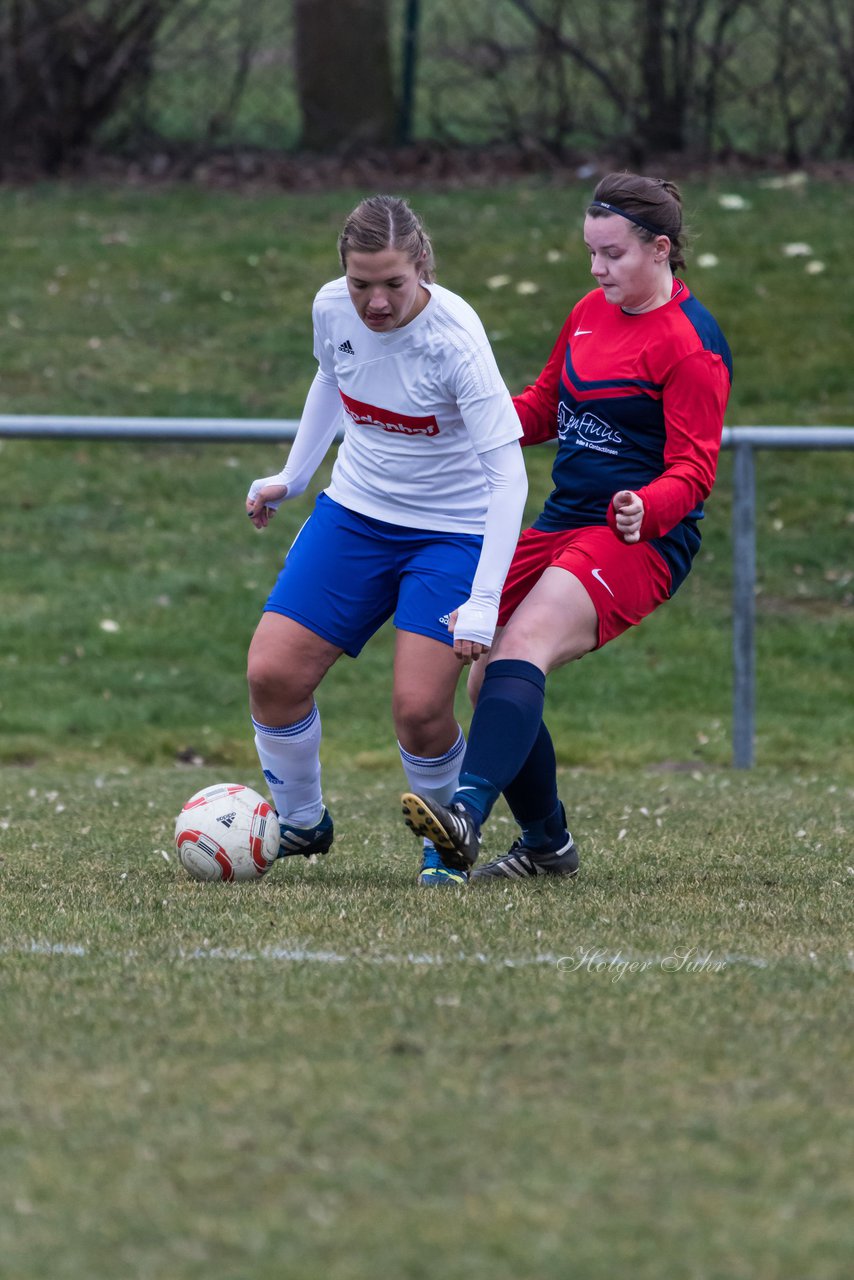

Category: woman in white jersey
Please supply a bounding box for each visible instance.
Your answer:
[246,195,527,886]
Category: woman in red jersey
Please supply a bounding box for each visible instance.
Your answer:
[401,172,733,882]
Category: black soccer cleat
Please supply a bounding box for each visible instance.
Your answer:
[471,832,579,882]
[278,806,334,858]
[401,793,481,872]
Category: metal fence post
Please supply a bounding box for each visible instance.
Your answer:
[731,442,756,768]
[398,0,421,145]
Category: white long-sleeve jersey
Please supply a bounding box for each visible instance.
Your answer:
[251,278,528,645]
[309,278,523,531]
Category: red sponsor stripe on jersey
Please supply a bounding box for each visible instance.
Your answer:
[339,390,439,437]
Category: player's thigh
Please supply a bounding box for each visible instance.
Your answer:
[264,494,398,656]
[494,567,599,672]
[391,532,480,750]
[394,529,483,649]
[247,610,343,711]
[465,627,505,707]
[496,528,671,671]
[391,630,463,752]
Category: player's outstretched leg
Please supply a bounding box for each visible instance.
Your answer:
[473,727,580,881]
[401,793,481,872]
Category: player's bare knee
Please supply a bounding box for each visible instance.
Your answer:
[393,700,454,757]
[248,656,310,720]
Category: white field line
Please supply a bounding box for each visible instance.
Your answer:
[5,939,853,972]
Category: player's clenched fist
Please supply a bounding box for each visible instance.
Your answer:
[611,489,644,544]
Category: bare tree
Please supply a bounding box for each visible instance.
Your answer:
[694,0,751,158]
[637,0,707,154]
[506,0,632,134]
[5,0,854,174]
[817,0,854,155]
[470,0,754,161]
[293,0,396,151]
[752,0,848,165]
[0,1,202,171]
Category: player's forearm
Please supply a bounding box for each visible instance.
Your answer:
[468,442,528,604]
[630,355,727,538]
[451,444,526,646]
[630,467,714,540]
[275,372,342,498]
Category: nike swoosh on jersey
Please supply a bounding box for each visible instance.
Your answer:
[591,568,615,597]
[574,328,593,336]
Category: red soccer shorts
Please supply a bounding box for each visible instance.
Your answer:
[498,524,673,649]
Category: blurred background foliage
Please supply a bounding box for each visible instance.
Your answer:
[2,0,854,177]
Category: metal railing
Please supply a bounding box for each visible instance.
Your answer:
[2,415,853,769]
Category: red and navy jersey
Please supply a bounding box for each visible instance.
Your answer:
[513,280,732,593]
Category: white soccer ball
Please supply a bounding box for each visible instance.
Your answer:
[175,783,279,883]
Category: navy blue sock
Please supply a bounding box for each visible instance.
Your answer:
[455,659,546,824]
[503,722,564,848]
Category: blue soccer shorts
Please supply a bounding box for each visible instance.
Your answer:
[264,492,483,657]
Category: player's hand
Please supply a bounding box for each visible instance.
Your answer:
[448,601,498,666]
[611,489,644,544]
[246,479,288,529]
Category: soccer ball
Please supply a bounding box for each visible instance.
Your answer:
[175,783,279,883]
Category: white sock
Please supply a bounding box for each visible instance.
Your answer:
[253,705,324,829]
[399,725,465,807]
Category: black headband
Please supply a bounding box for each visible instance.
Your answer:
[589,200,671,238]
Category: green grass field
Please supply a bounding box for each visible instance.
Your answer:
[2,764,851,1279]
[1,177,852,1278]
